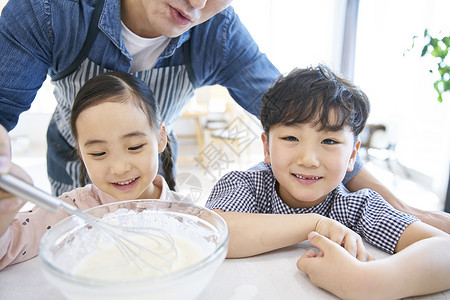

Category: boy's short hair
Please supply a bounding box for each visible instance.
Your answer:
[260,65,370,138]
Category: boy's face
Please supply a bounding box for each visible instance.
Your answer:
[76,100,167,201]
[121,0,233,38]
[262,121,359,209]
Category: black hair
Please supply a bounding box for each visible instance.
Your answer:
[70,71,176,190]
[260,65,370,140]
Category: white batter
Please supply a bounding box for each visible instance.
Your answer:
[74,234,207,281]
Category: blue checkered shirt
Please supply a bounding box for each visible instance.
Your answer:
[206,162,419,254]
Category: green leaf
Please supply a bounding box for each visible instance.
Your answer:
[421,45,429,57]
[434,81,444,102]
[431,47,446,59]
[443,36,450,47]
[430,37,439,47]
[413,29,449,102]
[439,65,450,76]
[444,79,450,92]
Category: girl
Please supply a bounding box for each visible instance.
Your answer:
[0,71,189,270]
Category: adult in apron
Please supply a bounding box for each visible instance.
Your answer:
[0,0,281,197]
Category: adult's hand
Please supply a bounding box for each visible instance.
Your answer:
[402,205,450,234]
[0,124,11,174]
[0,126,29,236]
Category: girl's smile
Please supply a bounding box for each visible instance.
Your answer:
[111,177,140,191]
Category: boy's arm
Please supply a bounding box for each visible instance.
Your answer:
[214,210,372,261]
[298,223,450,300]
[345,167,450,233]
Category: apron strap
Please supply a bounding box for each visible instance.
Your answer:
[182,38,199,88]
[50,0,106,81]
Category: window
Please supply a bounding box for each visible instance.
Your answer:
[233,0,347,73]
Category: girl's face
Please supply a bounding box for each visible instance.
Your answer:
[75,100,166,201]
[262,121,359,209]
[121,0,233,38]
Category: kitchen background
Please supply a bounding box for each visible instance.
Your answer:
[1,0,449,211]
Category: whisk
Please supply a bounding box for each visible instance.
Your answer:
[0,173,178,273]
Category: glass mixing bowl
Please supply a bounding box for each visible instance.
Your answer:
[39,199,229,300]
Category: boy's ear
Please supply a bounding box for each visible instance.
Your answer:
[158,123,168,153]
[347,139,361,172]
[261,132,271,164]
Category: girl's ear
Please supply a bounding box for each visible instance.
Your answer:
[347,139,361,172]
[158,123,168,153]
[261,132,271,164]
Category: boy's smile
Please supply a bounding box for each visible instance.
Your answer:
[262,122,360,209]
[291,173,322,184]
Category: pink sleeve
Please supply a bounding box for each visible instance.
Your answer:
[0,185,110,270]
[0,191,81,270]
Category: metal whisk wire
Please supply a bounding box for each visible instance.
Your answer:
[84,217,178,271]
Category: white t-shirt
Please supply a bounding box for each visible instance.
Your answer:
[122,22,171,73]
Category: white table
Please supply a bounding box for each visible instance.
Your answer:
[0,241,449,300]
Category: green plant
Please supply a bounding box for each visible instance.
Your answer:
[412,29,450,102]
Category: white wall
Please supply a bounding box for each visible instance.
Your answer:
[233,0,347,74]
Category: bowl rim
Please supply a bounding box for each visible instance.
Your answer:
[39,199,229,287]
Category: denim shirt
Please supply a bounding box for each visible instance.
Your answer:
[0,0,280,131]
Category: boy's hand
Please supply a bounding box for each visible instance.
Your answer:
[314,216,374,261]
[297,231,366,300]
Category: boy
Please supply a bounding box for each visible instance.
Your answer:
[205,65,450,299]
